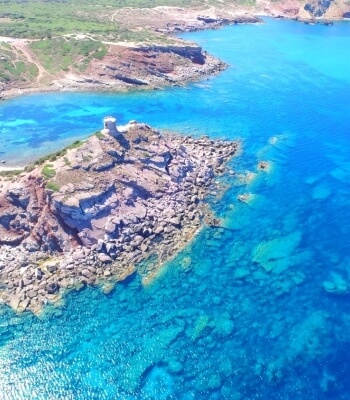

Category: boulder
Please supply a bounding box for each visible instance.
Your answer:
[35,268,43,280]
[46,282,59,294]
[72,250,84,261]
[27,290,38,299]
[96,239,106,253]
[45,260,59,273]
[134,235,144,244]
[154,226,164,235]
[105,221,116,234]
[81,269,92,278]
[19,297,31,311]
[140,243,148,252]
[106,243,116,254]
[9,295,21,310]
[22,277,33,286]
[169,217,181,227]
[98,253,112,263]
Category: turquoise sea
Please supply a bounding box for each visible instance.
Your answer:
[1,17,350,399]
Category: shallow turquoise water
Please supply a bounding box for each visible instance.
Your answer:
[1,17,350,399]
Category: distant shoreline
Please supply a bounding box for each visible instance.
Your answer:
[0,49,228,101]
[0,13,345,103]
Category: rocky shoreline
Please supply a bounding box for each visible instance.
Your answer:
[0,0,349,101]
[155,15,263,34]
[0,119,239,314]
[0,12,265,101]
[0,47,227,101]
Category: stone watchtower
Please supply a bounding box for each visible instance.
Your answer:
[101,116,120,137]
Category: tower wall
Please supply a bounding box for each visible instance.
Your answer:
[102,117,119,137]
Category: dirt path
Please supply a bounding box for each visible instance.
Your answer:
[11,40,50,83]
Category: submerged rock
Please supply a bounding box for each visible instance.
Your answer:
[311,183,332,200]
[252,231,302,272]
[323,272,348,294]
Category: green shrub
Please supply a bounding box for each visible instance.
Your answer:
[41,164,56,179]
[31,139,84,168]
[29,38,108,73]
[46,181,60,192]
[67,140,83,150]
[25,164,35,172]
[93,131,104,139]
[0,169,23,177]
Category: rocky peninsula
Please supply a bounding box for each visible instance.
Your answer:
[0,118,239,314]
[0,12,263,100]
[0,38,230,100]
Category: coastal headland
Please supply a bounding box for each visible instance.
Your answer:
[1,0,349,100]
[0,118,239,314]
[0,9,262,100]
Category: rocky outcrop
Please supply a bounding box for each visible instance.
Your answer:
[259,0,350,20]
[158,15,263,34]
[113,74,149,85]
[135,43,206,64]
[85,40,227,91]
[35,40,228,95]
[303,0,335,17]
[0,121,239,314]
[0,177,73,251]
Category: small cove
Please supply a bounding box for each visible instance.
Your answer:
[1,17,350,399]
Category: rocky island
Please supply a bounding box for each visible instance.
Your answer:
[0,117,239,314]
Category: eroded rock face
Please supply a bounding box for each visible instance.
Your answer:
[0,175,73,251]
[86,41,227,90]
[48,125,178,247]
[136,43,206,64]
[304,0,335,17]
[260,0,349,20]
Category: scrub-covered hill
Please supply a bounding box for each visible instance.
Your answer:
[1,0,347,98]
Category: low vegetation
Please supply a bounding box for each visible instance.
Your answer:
[25,138,85,177]
[0,168,23,178]
[29,37,107,74]
[93,131,105,139]
[0,42,38,85]
[41,164,56,179]
[0,0,256,39]
[0,0,258,89]
[26,139,85,171]
[0,2,118,39]
[46,181,61,192]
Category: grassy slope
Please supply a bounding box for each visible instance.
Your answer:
[29,37,107,74]
[0,0,256,39]
[0,41,38,85]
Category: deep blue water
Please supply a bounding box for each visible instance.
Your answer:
[1,17,350,399]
